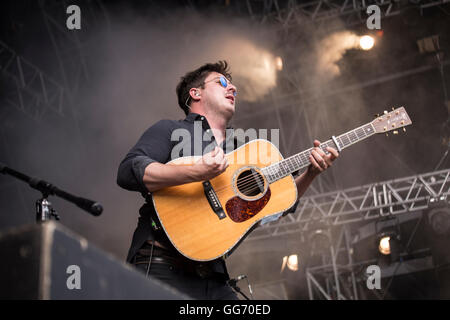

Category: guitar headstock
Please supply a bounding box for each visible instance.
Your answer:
[371,107,412,135]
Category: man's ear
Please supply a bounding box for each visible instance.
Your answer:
[189,88,201,101]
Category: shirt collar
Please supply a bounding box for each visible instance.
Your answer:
[184,112,234,129]
[184,112,203,123]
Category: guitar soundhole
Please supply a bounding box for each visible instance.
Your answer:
[236,169,265,197]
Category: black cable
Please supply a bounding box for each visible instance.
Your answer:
[228,282,250,300]
[146,242,155,277]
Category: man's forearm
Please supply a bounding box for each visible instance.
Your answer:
[143,162,200,192]
[294,168,318,198]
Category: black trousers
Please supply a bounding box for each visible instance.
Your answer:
[131,245,239,300]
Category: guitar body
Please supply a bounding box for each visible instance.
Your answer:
[152,139,298,261]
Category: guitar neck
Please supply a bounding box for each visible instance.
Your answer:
[262,122,376,183]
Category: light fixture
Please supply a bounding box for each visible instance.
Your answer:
[287,254,298,271]
[309,228,331,254]
[378,236,392,255]
[281,254,299,272]
[275,56,283,71]
[375,217,401,261]
[417,35,440,54]
[427,195,450,236]
[359,35,375,50]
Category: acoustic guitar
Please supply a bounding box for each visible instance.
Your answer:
[152,107,412,261]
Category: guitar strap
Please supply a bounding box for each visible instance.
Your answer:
[142,194,163,233]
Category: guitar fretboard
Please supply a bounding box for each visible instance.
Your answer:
[261,123,376,183]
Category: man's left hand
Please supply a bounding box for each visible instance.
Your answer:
[307,140,339,176]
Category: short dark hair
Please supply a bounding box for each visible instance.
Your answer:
[176,60,232,115]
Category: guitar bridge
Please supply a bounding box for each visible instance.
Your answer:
[203,181,226,220]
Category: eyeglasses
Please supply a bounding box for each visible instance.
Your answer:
[203,76,237,97]
[185,75,237,109]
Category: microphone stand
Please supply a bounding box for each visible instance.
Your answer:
[0,163,103,223]
[227,275,253,300]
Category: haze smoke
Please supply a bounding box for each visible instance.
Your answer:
[316,31,361,78]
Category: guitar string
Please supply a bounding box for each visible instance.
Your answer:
[213,161,305,196]
[190,137,347,196]
[213,155,328,197]
[177,127,375,200]
[212,144,331,194]
[212,153,309,196]
[234,135,366,194]
[212,147,319,194]
[211,141,343,196]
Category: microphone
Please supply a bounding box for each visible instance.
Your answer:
[1,164,103,218]
[74,197,103,216]
[28,178,103,217]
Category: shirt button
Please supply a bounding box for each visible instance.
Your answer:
[200,117,204,120]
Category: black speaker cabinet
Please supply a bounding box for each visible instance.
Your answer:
[0,221,189,299]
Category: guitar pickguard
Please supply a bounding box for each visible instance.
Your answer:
[225,188,271,223]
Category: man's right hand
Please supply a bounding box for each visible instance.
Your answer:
[193,146,229,181]
[143,146,229,192]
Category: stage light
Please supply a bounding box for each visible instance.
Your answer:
[281,254,299,272]
[417,35,440,54]
[428,208,450,235]
[309,229,331,254]
[427,195,450,236]
[359,35,375,50]
[287,254,298,271]
[375,217,401,261]
[275,56,283,71]
[377,232,400,260]
[378,236,391,255]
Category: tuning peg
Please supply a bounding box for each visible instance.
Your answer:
[392,107,395,111]
[403,127,406,132]
[384,110,388,115]
[393,130,398,135]
[385,133,389,137]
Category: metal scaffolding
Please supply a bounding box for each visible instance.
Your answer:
[305,219,434,300]
[231,169,448,299]
[38,0,110,102]
[244,0,450,31]
[0,0,109,122]
[248,168,450,240]
[0,40,66,121]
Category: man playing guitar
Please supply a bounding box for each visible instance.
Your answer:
[117,61,339,300]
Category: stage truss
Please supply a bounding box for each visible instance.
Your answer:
[243,0,450,31]
[248,168,450,240]
[241,168,450,299]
